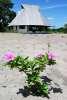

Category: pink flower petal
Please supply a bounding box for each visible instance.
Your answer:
[35,51,44,58]
[48,51,57,60]
[4,51,14,61]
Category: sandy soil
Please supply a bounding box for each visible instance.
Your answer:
[0,32,67,100]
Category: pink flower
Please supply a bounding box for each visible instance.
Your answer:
[4,51,15,61]
[35,51,44,58]
[48,51,56,60]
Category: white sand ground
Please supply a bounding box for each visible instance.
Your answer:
[0,33,67,100]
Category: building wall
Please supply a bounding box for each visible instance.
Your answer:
[13,26,17,31]
[13,25,48,33]
[13,26,28,33]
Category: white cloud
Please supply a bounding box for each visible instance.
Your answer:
[41,4,67,10]
[64,17,67,19]
[47,17,55,20]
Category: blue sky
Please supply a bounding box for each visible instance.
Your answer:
[12,0,67,28]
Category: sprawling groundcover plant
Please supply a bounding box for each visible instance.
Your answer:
[4,51,56,97]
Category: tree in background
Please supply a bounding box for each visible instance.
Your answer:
[56,24,67,33]
[64,24,67,33]
[0,0,16,31]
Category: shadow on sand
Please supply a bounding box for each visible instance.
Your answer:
[41,76,63,93]
[16,76,62,98]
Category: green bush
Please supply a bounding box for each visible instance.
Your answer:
[4,51,56,97]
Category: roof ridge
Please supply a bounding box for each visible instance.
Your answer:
[21,4,39,8]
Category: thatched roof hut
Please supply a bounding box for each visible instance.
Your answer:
[9,4,49,33]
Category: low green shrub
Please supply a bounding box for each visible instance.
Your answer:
[4,51,57,97]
